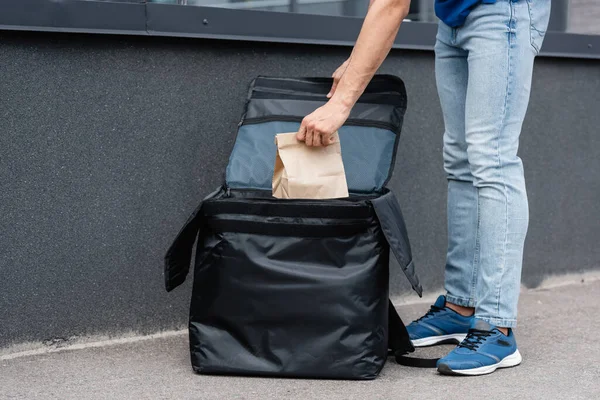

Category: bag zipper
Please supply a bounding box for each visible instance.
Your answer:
[220,188,379,203]
[240,115,399,134]
[252,86,405,99]
[252,87,327,97]
[251,89,407,107]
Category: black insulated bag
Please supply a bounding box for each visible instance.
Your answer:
[164,75,425,379]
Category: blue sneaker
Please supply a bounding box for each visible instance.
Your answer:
[407,295,474,347]
[437,319,522,376]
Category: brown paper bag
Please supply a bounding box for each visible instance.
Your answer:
[272,132,349,199]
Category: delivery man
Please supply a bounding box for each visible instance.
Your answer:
[297,0,551,376]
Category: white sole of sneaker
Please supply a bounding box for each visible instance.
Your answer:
[411,333,467,347]
[438,349,523,376]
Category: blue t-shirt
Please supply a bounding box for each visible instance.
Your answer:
[435,0,497,28]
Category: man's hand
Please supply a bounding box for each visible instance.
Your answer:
[297,100,351,147]
[327,58,350,99]
[294,58,349,147]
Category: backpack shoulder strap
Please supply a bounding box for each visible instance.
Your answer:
[387,299,413,355]
[374,190,436,367]
[388,300,439,368]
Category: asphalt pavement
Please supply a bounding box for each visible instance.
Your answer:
[2,279,599,400]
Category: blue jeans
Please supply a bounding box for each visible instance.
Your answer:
[436,0,551,328]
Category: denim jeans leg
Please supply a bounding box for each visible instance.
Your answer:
[435,24,477,309]
[458,0,549,328]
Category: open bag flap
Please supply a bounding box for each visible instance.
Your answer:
[225,75,408,194]
[371,190,423,297]
[164,187,223,292]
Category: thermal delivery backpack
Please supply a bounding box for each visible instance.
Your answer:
[164,75,427,379]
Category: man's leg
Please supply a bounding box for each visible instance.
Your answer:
[462,0,550,329]
[435,22,479,313]
[405,22,476,347]
[436,0,550,375]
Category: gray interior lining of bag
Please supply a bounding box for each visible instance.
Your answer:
[225,121,396,194]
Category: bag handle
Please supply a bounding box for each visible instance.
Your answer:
[371,190,422,297]
[164,187,223,292]
[388,300,439,368]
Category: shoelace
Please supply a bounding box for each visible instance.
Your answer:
[457,329,494,351]
[415,305,445,323]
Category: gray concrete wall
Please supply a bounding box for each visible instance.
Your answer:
[1,31,599,349]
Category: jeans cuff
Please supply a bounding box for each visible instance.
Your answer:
[474,316,517,329]
[445,294,475,308]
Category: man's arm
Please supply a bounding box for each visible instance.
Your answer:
[298,0,410,146]
[327,0,381,98]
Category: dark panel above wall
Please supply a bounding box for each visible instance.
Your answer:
[145,3,436,50]
[0,0,599,59]
[0,0,147,35]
